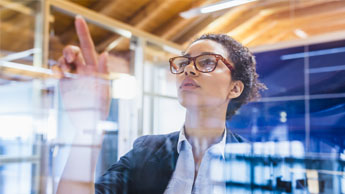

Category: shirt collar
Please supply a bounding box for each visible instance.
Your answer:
[177,126,227,158]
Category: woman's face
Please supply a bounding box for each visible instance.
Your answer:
[176,39,235,110]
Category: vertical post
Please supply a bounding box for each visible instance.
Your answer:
[32,0,51,193]
[149,67,155,135]
[304,45,310,152]
[117,37,145,158]
[133,37,145,137]
[34,0,50,68]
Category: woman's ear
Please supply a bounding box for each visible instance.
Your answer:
[228,80,244,99]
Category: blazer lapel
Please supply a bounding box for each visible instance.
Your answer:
[139,129,244,193]
[140,132,179,193]
[155,135,179,175]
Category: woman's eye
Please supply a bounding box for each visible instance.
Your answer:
[179,61,189,67]
[199,59,215,66]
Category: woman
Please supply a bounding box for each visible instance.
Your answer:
[56,17,265,194]
[95,35,265,193]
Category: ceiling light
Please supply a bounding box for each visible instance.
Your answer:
[200,0,257,14]
[294,29,308,39]
[180,0,257,18]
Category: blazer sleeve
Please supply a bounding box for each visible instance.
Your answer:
[94,136,147,194]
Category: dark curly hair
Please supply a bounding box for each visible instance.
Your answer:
[193,34,267,120]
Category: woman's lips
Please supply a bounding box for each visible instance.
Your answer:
[180,78,200,90]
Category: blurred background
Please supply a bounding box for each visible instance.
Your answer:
[1,0,345,193]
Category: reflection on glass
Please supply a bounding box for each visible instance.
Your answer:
[1,2,345,194]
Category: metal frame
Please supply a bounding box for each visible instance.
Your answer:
[303,45,311,153]
[132,38,145,137]
[32,1,51,193]
[0,155,40,165]
[33,0,50,68]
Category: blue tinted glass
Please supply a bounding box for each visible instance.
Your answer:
[255,47,305,97]
[229,39,345,156]
[309,39,345,68]
[309,70,345,94]
[228,100,306,144]
[309,98,345,153]
[308,40,345,95]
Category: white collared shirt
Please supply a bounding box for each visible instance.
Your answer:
[164,127,227,194]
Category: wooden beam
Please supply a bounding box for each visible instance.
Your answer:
[227,0,329,41]
[196,1,257,35]
[180,0,292,48]
[0,0,32,17]
[269,0,345,20]
[247,2,345,46]
[250,30,345,53]
[59,0,151,48]
[176,0,343,49]
[52,0,98,36]
[50,0,183,52]
[96,0,196,51]
[155,0,230,44]
[0,21,34,53]
[241,21,278,45]
[303,19,345,35]
[0,0,54,22]
[176,15,216,45]
[95,0,168,51]
[170,0,315,48]
[153,0,218,41]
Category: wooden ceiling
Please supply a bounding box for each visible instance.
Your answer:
[1,0,345,64]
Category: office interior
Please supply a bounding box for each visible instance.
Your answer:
[1,0,345,193]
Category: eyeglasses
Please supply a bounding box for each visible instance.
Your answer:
[169,53,234,74]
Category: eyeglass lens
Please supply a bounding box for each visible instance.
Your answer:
[171,54,217,74]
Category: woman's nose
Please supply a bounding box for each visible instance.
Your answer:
[184,62,198,76]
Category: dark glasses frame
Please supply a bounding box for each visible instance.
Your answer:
[169,53,235,74]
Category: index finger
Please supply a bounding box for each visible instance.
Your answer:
[75,15,98,66]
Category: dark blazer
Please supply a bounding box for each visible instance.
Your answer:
[95,129,246,194]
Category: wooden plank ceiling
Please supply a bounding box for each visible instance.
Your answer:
[1,0,345,64]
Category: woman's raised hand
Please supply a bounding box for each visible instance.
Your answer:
[54,16,111,194]
[55,15,108,77]
[53,16,110,124]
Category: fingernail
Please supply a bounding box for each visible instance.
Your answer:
[76,15,83,20]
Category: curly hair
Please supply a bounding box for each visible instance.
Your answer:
[193,34,267,120]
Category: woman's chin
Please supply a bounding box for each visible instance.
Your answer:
[179,101,201,109]
[178,96,211,110]
[178,93,228,110]
[178,92,200,107]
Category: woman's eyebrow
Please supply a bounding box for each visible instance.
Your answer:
[200,51,215,55]
[182,52,215,57]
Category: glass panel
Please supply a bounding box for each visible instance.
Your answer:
[309,40,345,95]
[2,1,345,194]
[229,100,306,144]
[255,46,305,98]
[153,97,185,134]
[0,2,51,193]
[223,39,345,193]
[152,65,178,97]
[310,98,345,153]
[142,95,152,135]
